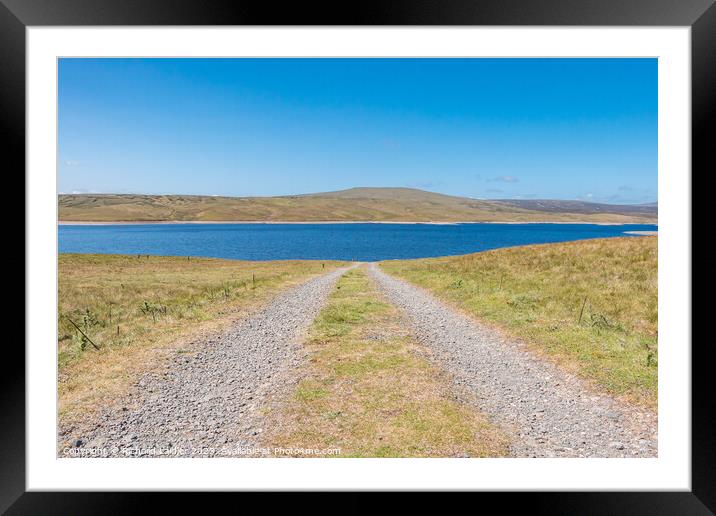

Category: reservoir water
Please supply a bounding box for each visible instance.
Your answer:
[58,222,657,262]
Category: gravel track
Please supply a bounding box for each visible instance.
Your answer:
[62,267,349,458]
[367,263,657,458]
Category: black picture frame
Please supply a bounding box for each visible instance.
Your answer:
[3,0,710,511]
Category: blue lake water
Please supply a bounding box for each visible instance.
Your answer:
[58,223,657,262]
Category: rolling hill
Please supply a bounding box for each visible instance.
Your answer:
[58,188,657,223]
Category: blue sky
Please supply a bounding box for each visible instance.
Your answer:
[58,58,657,204]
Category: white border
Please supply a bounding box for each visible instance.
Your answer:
[27,27,691,491]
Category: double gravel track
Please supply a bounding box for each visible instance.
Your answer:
[62,263,657,458]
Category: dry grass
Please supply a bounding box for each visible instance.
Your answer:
[58,254,345,428]
[58,188,657,223]
[264,268,508,457]
[381,237,658,408]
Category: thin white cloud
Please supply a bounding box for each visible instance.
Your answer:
[405,181,444,189]
[492,175,519,183]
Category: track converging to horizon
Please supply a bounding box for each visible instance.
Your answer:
[61,264,657,458]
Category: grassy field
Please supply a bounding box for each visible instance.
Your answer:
[59,187,657,223]
[58,254,344,428]
[380,237,658,408]
[264,268,508,457]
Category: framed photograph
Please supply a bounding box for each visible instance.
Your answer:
[6,0,711,510]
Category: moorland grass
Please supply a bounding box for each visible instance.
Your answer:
[265,268,508,457]
[58,253,344,427]
[58,189,657,223]
[380,237,658,408]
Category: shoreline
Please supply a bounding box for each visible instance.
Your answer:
[623,230,658,236]
[58,220,658,227]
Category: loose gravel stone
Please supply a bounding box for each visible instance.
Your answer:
[62,267,349,458]
[367,263,657,458]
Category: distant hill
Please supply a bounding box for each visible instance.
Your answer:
[493,199,658,216]
[58,188,657,223]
